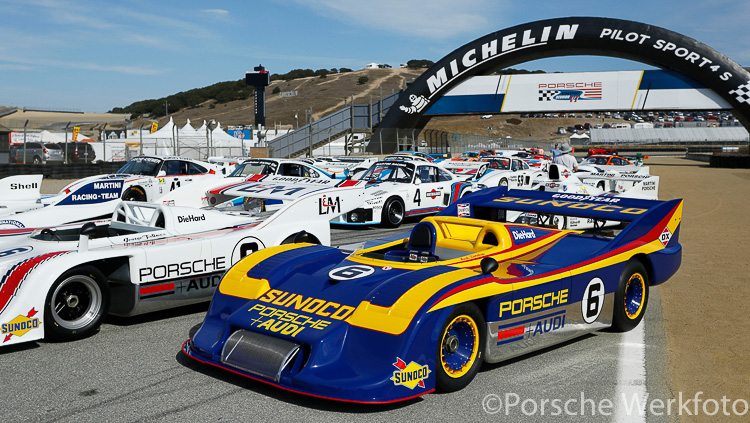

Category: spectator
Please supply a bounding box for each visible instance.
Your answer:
[550,143,561,159]
[552,143,578,172]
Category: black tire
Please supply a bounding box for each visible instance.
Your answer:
[498,178,509,187]
[380,197,405,228]
[44,266,110,341]
[122,186,147,202]
[32,156,42,165]
[435,303,486,392]
[612,260,649,332]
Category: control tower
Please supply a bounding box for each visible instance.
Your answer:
[245,64,270,128]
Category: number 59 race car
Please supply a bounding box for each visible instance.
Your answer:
[0,181,365,347]
[183,188,683,403]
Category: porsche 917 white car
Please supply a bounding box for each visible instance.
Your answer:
[0,181,364,347]
[461,156,545,192]
[327,159,471,227]
[60,155,228,203]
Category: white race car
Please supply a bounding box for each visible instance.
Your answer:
[327,159,472,227]
[0,181,364,347]
[459,157,545,192]
[60,155,228,203]
[510,164,660,230]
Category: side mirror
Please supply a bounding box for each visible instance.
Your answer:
[157,170,166,177]
[480,257,499,275]
[80,222,98,237]
[414,179,421,185]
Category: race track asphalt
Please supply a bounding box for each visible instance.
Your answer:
[1,216,674,423]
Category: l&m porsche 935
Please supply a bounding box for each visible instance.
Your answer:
[183,188,683,403]
[327,159,472,228]
[0,181,365,347]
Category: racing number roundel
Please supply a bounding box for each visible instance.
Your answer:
[328,265,375,281]
[582,278,605,324]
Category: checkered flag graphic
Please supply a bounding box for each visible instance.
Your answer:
[729,80,750,104]
[538,90,560,101]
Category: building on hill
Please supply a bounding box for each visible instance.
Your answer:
[363,63,379,69]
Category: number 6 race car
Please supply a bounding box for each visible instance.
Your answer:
[0,181,365,347]
[182,188,683,403]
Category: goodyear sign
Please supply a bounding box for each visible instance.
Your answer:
[391,357,430,389]
[2,308,40,343]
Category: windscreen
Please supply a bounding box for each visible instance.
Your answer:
[229,160,278,177]
[580,157,608,165]
[116,157,162,176]
[358,162,414,183]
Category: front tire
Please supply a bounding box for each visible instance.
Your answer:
[122,186,147,202]
[612,260,649,332]
[44,266,110,341]
[435,303,486,392]
[381,197,404,228]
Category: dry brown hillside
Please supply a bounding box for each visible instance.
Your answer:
[134,68,424,130]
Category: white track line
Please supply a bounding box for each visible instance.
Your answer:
[614,321,647,422]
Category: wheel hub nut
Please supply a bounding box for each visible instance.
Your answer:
[445,335,459,354]
[66,295,79,308]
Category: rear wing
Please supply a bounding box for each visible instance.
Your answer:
[439,187,683,250]
[207,174,353,204]
[0,175,43,201]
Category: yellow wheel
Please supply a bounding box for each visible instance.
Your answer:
[613,260,650,332]
[436,303,485,392]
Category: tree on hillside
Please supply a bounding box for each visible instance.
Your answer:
[357,76,369,85]
[330,68,338,73]
[407,59,434,69]
[339,68,353,73]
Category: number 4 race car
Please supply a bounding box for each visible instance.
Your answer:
[183,188,683,403]
[0,181,365,347]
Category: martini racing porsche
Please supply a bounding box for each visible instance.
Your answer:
[328,159,472,227]
[59,155,227,203]
[183,188,683,403]
[0,181,364,347]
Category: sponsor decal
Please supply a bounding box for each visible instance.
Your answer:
[581,278,605,324]
[318,195,341,215]
[382,266,393,271]
[177,214,206,223]
[2,308,40,343]
[9,182,38,190]
[0,220,25,228]
[56,180,123,206]
[561,169,571,178]
[457,203,470,217]
[138,257,226,282]
[425,189,440,199]
[257,290,355,321]
[497,310,566,345]
[246,303,332,338]
[391,358,430,389]
[499,289,568,317]
[399,94,429,114]
[510,229,536,241]
[328,265,375,281]
[139,273,223,299]
[660,226,672,246]
[494,196,647,215]
[538,82,602,102]
[235,182,309,196]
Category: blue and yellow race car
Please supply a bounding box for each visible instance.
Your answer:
[183,188,683,403]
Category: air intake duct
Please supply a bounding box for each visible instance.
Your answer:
[221,330,301,382]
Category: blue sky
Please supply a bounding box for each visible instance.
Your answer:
[1,0,748,113]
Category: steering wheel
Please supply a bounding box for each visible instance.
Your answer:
[40,228,62,241]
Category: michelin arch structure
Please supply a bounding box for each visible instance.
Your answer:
[368,17,750,153]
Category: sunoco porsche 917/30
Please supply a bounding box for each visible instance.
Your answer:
[183,188,682,403]
[0,181,364,347]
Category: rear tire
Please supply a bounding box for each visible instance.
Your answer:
[381,197,404,228]
[612,260,649,332]
[32,156,42,165]
[122,186,147,202]
[44,266,110,341]
[435,303,485,392]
